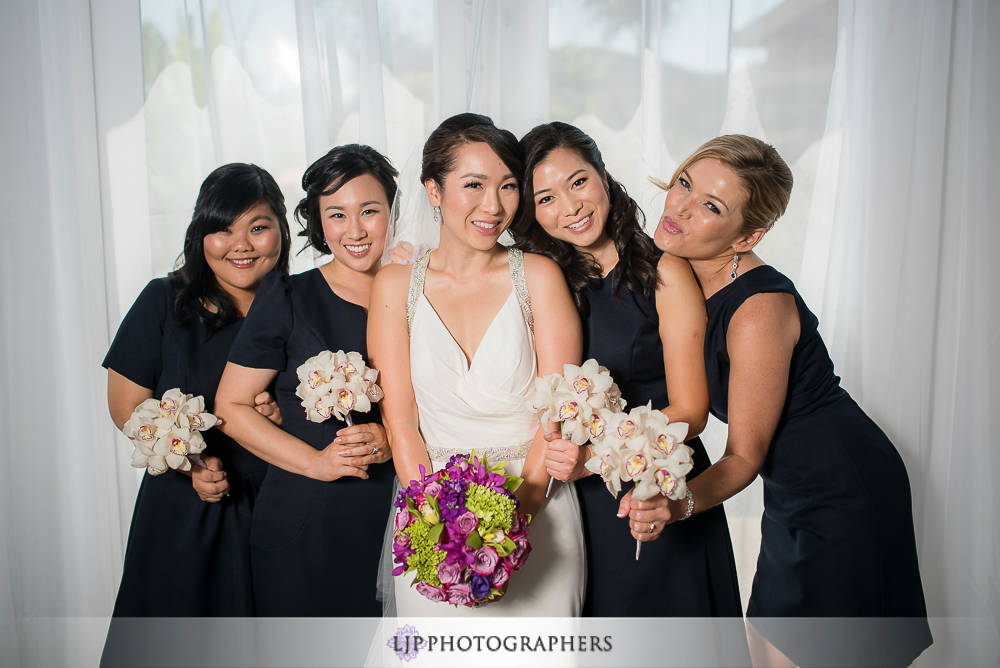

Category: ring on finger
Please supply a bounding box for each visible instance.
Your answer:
[648,522,655,534]
[370,443,378,455]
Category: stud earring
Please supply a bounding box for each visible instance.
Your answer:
[730,253,739,280]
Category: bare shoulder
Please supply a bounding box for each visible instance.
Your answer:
[520,251,563,285]
[655,252,698,290]
[372,263,412,296]
[728,291,800,351]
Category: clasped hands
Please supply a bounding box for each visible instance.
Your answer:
[543,432,687,541]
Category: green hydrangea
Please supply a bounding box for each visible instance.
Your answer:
[405,519,444,585]
[465,484,516,531]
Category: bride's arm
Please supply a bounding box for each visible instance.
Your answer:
[368,264,432,486]
[519,253,583,518]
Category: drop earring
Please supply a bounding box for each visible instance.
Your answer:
[730,253,739,280]
[433,206,440,223]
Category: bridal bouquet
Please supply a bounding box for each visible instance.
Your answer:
[295,350,383,426]
[123,388,218,475]
[524,359,626,445]
[391,451,532,608]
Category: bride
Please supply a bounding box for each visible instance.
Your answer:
[368,113,586,617]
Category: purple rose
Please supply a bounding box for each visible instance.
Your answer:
[447,583,474,607]
[473,546,499,576]
[508,536,532,569]
[416,581,447,603]
[489,565,510,588]
[394,509,413,532]
[455,511,478,534]
[471,573,491,599]
[510,511,529,535]
[437,561,462,585]
[424,481,443,498]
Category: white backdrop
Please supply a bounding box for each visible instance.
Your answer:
[0,1,996,666]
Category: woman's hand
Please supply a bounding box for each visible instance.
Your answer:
[382,241,418,266]
[253,391,282,426]
[617,488,687,541]
[543,433,591,482]
[334,422,392,466]
[191,455,229,502]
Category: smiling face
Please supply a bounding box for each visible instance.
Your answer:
[530,147,610,252]
[653,158,749,261]
[426,141,520,251]
[320,173,391,274]
[203,200,283,298]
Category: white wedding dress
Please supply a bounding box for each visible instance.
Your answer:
[392,248,586,617]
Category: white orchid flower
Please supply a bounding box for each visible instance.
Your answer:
[606,383,626,410]
[585,441,623,496]
[563,359,614,398]
[331,350,367,380]
[361,368,384,401]
[157,388,186,417]
[524,372,564,426]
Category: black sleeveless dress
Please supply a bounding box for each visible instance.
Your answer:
[228,269,395,616]
[705,266,932,667]
[576,270,743,619]
[102,277,268,619]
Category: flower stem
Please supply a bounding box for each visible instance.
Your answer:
[345,412,354,427]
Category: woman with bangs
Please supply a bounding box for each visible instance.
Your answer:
[101,163,290,631]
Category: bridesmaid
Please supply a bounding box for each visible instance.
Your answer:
[215,145,397,616]
[645,135,932,667]
[513,122,744,620]
[102,163,290,622]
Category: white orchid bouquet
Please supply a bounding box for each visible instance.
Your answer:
[584,402,693,559]
[294,350,384,426]
[525,359,626,446]
[123,388,218,476]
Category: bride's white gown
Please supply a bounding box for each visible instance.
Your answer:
[393,248,585,617]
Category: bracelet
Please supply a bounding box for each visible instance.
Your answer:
[681,488,695,521]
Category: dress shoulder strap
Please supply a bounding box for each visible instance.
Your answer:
[406,253,431,335]
[507,247,534,334]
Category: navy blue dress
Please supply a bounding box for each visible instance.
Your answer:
[705,266,932,667]
[102,278,267,619]
[576,270,744,618]
[228,269,395,616]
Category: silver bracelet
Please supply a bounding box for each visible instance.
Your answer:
[681,488,694,520]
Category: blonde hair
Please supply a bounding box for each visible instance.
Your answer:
[654,135,793,237]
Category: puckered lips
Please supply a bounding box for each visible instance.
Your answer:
[660,215,682,234]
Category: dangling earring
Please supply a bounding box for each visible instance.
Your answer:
[433,206,440,223]
[730,253,739,280]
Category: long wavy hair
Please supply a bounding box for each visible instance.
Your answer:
[169,163,291,331]
[512,122,660,315]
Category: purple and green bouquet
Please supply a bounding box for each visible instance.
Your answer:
[391,451,532,608]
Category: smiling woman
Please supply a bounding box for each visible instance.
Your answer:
[101,164,292,664]
[213,144,400,616]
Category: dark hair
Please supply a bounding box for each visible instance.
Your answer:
[295,144,399,254]
[168,163,291,330]
[512,122,660,315]
[420,113,523,190]
[654,134,793,236]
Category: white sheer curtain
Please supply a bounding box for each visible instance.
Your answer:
[799,1,1000,665]
[1,0,996,666]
